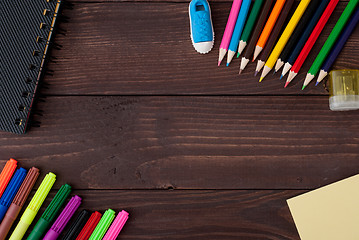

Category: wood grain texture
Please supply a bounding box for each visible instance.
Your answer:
[44,2,359,95]
[1,96,358,190]
[22,190,303,240]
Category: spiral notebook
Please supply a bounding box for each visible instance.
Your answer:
[0,0,63,134]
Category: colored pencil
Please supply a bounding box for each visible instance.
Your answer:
[227,0,252,66]
[239,0,274,73]
[316,7,359,84]
[285,0,339,86]
[255,0,294,75]
[253,0,287,61]
[303,0,359,89]
[238,0,265,55]
[281,0,331,79]
[218,0,243,66]
[275,0,321,73]
[259,0,311,82]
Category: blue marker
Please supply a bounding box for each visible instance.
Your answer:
[280,0,330,78]
[226,0,251,66]
[0,168,27,221]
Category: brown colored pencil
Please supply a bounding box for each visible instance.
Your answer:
[254,0,295,75]
[239,0,274,74]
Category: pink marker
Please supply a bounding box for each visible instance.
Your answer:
[102,210,129,240]
[218,0,242,66]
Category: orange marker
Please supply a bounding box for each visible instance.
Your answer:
[0,159,17,198]
[253,0,287,61]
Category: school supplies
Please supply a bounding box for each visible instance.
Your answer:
[260,0,311,82]
[275,0,321,73]
[303,0,359,89]
[281,0,331,79]
[189,0,214,54]
[76,211,102,240]
[27,184,72,240]
[0,167,39,240]
[328,70,359,111]
[103,211,129,240]
[0,0,63,134]
[0,159,18,198]
[0,168,27,221]
[89,209,115,240]
[239,0,274,73]
[238,0,264,55]
[286,0,339,87]
[227,0,251,65]
[287,174,359,240]
[218,0,243,66]
[9,172,56,240]
[43,195,82,240]
[253,0,286,61]
[63,210,91,240]
[317,8,359,85]
[255,0,294,75]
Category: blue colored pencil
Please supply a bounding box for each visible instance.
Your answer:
[316,7,359,84]
[226,0,252,66]
[280,0,331,78]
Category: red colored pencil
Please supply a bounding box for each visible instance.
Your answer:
[285,0,339,85]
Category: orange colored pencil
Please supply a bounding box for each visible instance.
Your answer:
[0,159,17,198]
[253,0,287,61]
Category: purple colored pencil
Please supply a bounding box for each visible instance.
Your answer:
[43,195,82,240]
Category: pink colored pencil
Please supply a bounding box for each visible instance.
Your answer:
[102,211,129,240]
[285,0,339,85]
[218,0,242,66]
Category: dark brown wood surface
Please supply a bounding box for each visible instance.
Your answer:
[1,0,359,239]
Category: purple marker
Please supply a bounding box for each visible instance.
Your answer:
[43,195,82,240]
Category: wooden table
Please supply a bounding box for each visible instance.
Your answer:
[1,0,359,239]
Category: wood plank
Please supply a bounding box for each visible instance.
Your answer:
[1,96,358,189]
[24,190,303,240]
[45,2,359,95]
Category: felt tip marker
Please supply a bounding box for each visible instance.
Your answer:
[103,210,129,240]
[89,209,115,240]
[76,211,102,240]
[0,167,39,240]
[0,159,18,199]
[27,184,72,240]
[9,172,56,240]
[0,168,27,221]
[43,195,82,240]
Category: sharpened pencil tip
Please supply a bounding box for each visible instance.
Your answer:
[218,61,221,66]
[226,62,229,67]
[239,69,242,75]
[237,53,240,58]
[315,81,319,86]
[280,75,283,80]
[254,71,258,77]
[272,71,276,75]
[284,82,289,88]
[259,77,263,83]
[302,85,306,90]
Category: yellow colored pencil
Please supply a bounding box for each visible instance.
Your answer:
[259,0,311,82]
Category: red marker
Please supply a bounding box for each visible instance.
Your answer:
[76,211,102,240]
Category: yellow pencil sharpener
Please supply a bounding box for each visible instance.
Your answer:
[329,70,359,111]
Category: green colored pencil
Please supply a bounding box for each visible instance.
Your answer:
[237,0,264,56]
[303,0,359,89]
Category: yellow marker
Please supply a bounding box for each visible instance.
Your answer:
[260,0,311,82]
[9,172,56,240]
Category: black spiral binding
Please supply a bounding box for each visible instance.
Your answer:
[0,0,64,134]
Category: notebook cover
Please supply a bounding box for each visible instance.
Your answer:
[0,0,63,134]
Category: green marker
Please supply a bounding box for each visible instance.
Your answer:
[303,0,359,89]
[237,0,264,57]
[27,184,72,240]
[89,209,115,240]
